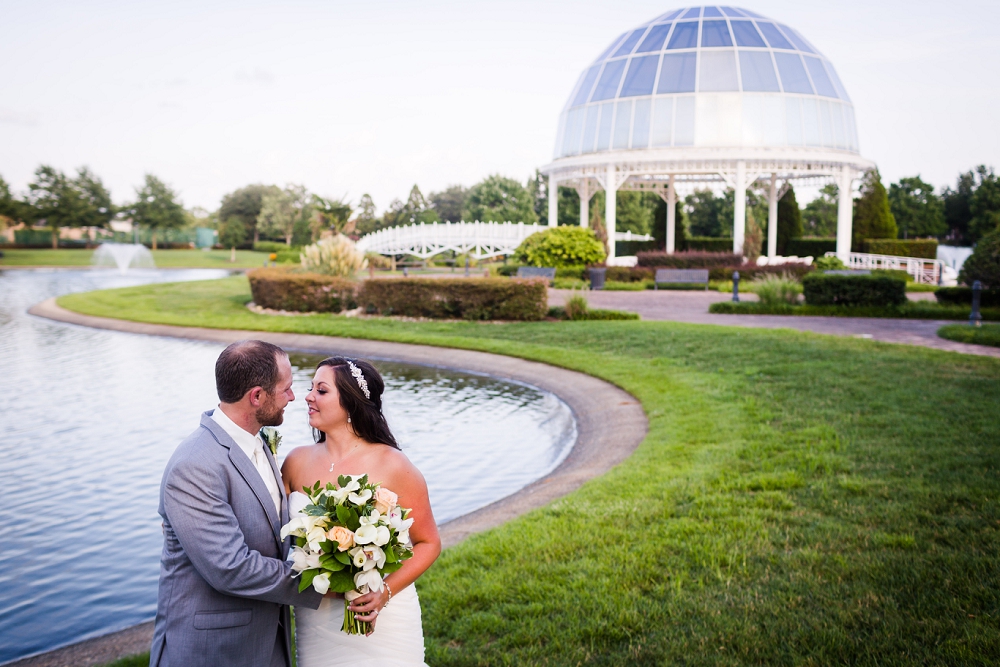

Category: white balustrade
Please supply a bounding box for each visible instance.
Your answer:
[825,251,943,285]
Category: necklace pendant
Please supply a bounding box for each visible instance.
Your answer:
[329,462,335,472]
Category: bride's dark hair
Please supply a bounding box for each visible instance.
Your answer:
[313,357,399,449]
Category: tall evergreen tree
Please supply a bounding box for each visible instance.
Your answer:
[969,167,1000,243]
[852,168,897,251]
[776,186,802,255]
[428,185,468,223]
[888,176,945,239]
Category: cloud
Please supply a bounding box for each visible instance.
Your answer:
[235,68,275,85]
[0,107,40,126]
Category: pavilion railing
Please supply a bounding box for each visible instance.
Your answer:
[825,251,942,285]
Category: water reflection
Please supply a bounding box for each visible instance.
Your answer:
[0,269,575,664]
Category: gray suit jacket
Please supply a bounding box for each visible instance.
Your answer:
[150,411,323,667]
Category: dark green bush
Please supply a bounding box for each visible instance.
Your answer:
[935,286,1000,308]
[247,267,357,312]
[496,264,520,277]
[864,238,938,259]
[786,238,836,256]
[605,266,655,282]
[936,323,1000,347]
[685,237,733,252]
[358,278,546,321]
[636,251,742,268]
[555,265,586,280]
[546,306,639,321]
[708,265,813,282]
[254,241,299,254]
[959,229,1000,288]
[514,227,605,267]
[802,273,906,307]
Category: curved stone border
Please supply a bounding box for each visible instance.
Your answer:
[13,297,648,667]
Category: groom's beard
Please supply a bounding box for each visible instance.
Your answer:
[256,394,285,427]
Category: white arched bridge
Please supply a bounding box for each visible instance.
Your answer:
[355,221,652,260]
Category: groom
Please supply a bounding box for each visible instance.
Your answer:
[150,340,324,667]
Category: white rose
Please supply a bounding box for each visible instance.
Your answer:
[312,572,331,595]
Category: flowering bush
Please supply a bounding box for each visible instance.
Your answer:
[281,475,413,634]
[301,234,368,277]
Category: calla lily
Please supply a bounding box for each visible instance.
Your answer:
[354,524,378,545]
[348,489,373,506]
[289,547,310,572]
[350,546,368,568]
[373,525,391,547]
[354,568,383,592]
[312,572,331,595]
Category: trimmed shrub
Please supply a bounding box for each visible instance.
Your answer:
[496,264,520,277]
[686,237,733,252]
[937,323,1000,348]
[514,227,605,268]
[751,274,803,305]
[248,267,357,312]
[959,229,1000,288]
[786,237,836,257]
[802,273,906,307]
[605,266,655,282]
[935,286,1000,308]
[636,251,742,268]
[547,305,640,321]
[708,264,813,282]
[814,255,845,271]
[864,238,938,259]
[556,265,586,280]
[564,294,589,320]
[358,278,547,321]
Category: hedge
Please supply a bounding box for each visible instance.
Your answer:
[247,267,357,312]
[686,237,734,252]
[935,286,1000,308]
[709,264,813,282]
[710,300,1000,321]
[786,238,836,257]
[546,306,640,321]
[936,323,1000,347]
[802,273,906,307]
[863,239,938,259]
[636,251,742,268]
[358,278,547,321]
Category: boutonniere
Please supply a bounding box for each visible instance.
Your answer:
[261,427,282,456]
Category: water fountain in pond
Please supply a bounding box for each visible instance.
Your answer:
[91,243,156,274]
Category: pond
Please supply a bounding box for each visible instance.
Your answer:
[0,268,575,664]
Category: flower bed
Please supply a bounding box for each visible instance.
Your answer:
[358,278,547,321]
[247,267,357,313]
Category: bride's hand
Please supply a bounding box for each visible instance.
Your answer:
[347,588,389,635]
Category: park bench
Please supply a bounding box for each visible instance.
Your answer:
[654,268,710,290]
[517,266,557,285]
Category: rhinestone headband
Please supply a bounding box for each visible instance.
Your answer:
[347,360,370,399]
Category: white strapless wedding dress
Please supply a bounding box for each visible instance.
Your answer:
[289,491,428,667]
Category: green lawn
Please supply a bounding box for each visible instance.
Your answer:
[938,323,1000,348]
[0,248,271,269]
[65,276,1000,666]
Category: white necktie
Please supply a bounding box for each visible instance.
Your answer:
[252,444,282,516]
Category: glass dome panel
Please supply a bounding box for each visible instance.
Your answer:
[774,52,813,94]
[594,33,627,64]
[636,23,672,52]
[730,20,765,47]
[613,28,648,57]
[620,55,660,97]
[592,59,628,101]
[701,20,734,47]
[719,6,746,17]
[658,53,697,93]
[667,21,699,49]
[739,51,780,92]
[804,56,838,98]
[681,7,701,18]
[778,25,815,53]
[755,22,794,50]
[703,6,723,17]
[699,50,739,91]
[571,65,601,107]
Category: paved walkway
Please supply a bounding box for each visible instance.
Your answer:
[550,289,1000,359]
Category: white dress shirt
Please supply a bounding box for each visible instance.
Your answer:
[212,407,282,516]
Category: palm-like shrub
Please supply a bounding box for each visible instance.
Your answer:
[751,273,803,305]
[514,227,606,268]
[300,234,367,277]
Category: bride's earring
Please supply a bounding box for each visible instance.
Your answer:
[347,416,351,423]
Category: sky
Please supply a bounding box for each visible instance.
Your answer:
[2,0,998,214]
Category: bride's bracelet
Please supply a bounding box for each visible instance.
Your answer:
[384,580,393,606]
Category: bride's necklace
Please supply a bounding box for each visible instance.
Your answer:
[328,441,363,472]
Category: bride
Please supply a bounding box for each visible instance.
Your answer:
[281,357,441,666]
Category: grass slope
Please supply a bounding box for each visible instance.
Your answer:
[0,248,270,269]
[63,277,1000,666]
[938,323,1000,348]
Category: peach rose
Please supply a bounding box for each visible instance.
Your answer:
[327,525,355,551]
[374,487,398,514]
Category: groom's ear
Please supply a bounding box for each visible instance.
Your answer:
[247,386,265,406]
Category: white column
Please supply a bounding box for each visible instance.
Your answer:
[767,173,778,259]
[666,175,677,254]
[605,164,617,261]
[577,179,590,228]
[548,175,558,228]
[836,166,854,261]
[732,160,746,256]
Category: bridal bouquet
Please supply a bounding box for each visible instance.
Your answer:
[280,474,414,634]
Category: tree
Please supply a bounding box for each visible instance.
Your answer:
[888,176,945,239]
[652,198,687,251]
[464,175,538,224]
[685,188,732,237]
[312,195,353,238]
[557,186,580,226]
[218,217,247,263]
[25,166,84,248]
[428,185,468,224]
[130,174,185,250]
[958,229,1000,288]
[802,183,839,237]
[942,170,976,245]
[776,186,802,255]
[257,185,310,246]
[219,184,280,245]
[852,168,897,251]
[72,167,115,246]
[527,171,548,225]
[405,185,439,224]
[969,167,1000,243]
[353,194,379,236]
[0,175,23,232]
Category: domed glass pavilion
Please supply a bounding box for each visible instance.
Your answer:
[540,5,874,261]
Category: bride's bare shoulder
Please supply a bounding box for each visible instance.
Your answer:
[281,444,321,474]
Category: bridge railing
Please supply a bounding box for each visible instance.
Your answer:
[825,251,942,284]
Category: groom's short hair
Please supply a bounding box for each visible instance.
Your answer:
[216,340,286,403]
